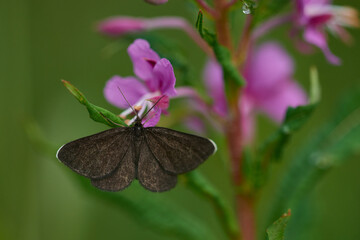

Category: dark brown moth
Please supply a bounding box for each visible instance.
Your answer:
[56,117,217,192]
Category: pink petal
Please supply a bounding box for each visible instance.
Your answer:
[301,0,331,6]
[97,17,146,36]
[151,58,177,96]
[203,59,228,117]
[304,26,341,64]
[104,75,148,109]
[244,43,294,97]
[127,39,161,81]
[308,14,333,26]
[147,95,169,110]
[142,107,161,127]
[257,81,308,123]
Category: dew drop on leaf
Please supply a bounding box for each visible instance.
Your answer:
[242,3,251,14]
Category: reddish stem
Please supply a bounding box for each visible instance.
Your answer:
[194,0,218,18]
[224,0,239,9]
[212,1,256,239]
[214,0,233,50]
[226,89,256,240]
[237,195,256,240]
[235,15,253,66]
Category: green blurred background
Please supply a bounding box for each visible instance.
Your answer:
[1,0,359,239]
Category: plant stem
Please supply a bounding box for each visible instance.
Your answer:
[225,0,239,9]
[236,195,256,240]
[226,89,257,240]
[235,15,253,66]
[214,0,233,50]
[194,0,218,18]
[218,6,256,240]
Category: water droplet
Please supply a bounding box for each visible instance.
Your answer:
[242,3,251,14]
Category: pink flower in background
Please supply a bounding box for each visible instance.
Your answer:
[104,39,177,127]
[97,16,199,38]
[144,0,168,5]
[204,42,307,143]
[294,0,359,64]
[203,59,228,117]
[97,16,210,54]
[97,17,147,37]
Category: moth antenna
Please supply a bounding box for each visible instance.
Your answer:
[99,112,124,127]
[142,111,157,126]
[141,95,166,121]
[117,87,140,119]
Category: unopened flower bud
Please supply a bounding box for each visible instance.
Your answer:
[97,17,146,36]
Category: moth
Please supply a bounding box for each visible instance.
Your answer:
[56,97,217,192]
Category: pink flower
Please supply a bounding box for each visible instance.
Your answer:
[294,0,359,64]
[104,39,177,127]
[203,42,307,143]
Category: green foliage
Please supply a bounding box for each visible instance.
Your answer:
[76,179,214,240]
[267,87,360,224]
[253,0,292,25]
[247,70,320,190]
[62,80,126,127]
[195,11,245,87]
[259,103,316,164]
[266,210,291,240]
[259,70,320,163]
[182,171,239,239]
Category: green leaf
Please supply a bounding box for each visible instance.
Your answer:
[258,68,320,163]
[267,87,360,225]
[266,209,291,240]
[260,103,316,162]
[195,11,245,87]
[79,183,214,240]
[182,171,239,239]
[62,80,126,127]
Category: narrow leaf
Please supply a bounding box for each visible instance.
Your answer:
[258,68,321,163]
[266,209,291,240]
[62,80,126,127]
[195,11,245,86]
[259,103,316,163]
[182,171,239,239]
[267,88,360,224]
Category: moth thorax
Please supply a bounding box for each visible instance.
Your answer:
[134,122,143,137]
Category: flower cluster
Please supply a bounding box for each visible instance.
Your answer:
[99,0,357,143]
[104,39,176,127]
[204,43,307,143]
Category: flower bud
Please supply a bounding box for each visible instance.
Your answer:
[97,17,146,36]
